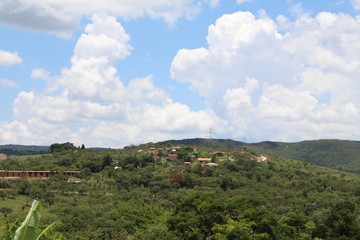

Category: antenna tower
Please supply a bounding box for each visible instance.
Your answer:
[208,128,215,139]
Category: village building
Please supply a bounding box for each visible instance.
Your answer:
[166,146,181,152]
[167,154,177,160]
[211,151,226,157]
[204,163,219,168]
[0,154,7,160]
[0,170,79,178]
[197,158,212,164]
[146,148,157,154]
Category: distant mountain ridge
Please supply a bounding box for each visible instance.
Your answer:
[0,144,109,156]
[159,138,244,148]
[0,144,49,155]
[159,138,360,173]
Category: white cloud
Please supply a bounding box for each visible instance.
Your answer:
[68,103,226,148]
[0,78,18,87]
[205,0,221,8]
[236,0,252,4]
[351,0,360,10]
[171,11,360,142]
[0,0,212,36]
[0,50,22,65]
[0,119,73,146]
[31,68,51,80]
[0,13,225,147]
[6,8,360,146]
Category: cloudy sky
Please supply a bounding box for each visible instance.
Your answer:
[1,0,360,147]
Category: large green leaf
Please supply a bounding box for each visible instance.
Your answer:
[14,200,42,240]
[50,232,63,240]
[36,220,62,240]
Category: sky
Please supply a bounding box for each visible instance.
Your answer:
[1,0,360,147]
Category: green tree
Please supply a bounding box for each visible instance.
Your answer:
[212,219,269,240]
[50,142,76,153]
[168,192,227,239]
[324,201,360,238]
[102,154,113,169]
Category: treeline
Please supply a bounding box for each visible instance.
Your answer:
[50,142,83,153]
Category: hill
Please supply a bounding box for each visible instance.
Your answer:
[0,144,111,156]
[159,138,244,148]
[0,144,49,155]
[158,138,360,173]
[250,139,360,173]
[3,138,360,172]
[2,143,360,239]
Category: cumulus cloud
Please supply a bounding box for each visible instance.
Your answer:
[0,0,210,36]
[0,50,22,65]
[0,119,73,146]
[171,11,360,142]
[0,13,225,147]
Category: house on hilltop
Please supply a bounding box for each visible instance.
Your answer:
[204,163,219,168]
[167,154,177,160]
[211,151,226,157]
[197,158,212,164]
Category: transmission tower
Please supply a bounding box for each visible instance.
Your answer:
[208,128,216,139]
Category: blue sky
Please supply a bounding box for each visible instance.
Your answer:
[1,0,360,147]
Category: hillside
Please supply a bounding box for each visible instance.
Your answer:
[1,143,360,239]
[0,144,49,155]
[250,139,360,173]
[0,144,111,156]
[3,138,360,172]
[159,138,244,148]
[3,138,360,173]
[159,138,360,173]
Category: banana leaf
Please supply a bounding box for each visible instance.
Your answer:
[14,200,42,240]
[36,220,63,240]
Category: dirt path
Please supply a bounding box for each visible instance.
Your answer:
[255,155,268,162]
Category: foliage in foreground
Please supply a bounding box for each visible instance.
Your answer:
[1,199,62,240]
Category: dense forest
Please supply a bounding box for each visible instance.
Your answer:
[1,141,360,239]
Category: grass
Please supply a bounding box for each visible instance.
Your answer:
[0,195,32,222]
[0,195,29,210]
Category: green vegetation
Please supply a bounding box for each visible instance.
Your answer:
[160,138,360,173]
[4,138,360,172]
[49,143,78,153]
[1,141,360,239]
[13,199,62,240]
[0,145,49,156]
[250,139,360,173]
